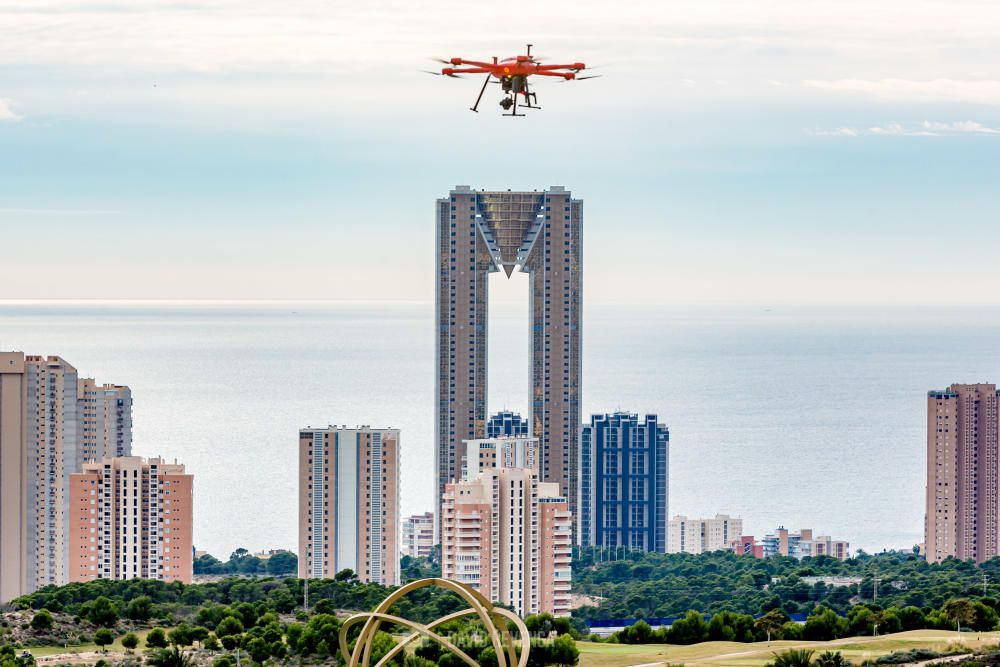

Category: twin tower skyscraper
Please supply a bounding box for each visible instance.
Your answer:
[435,186,583,523]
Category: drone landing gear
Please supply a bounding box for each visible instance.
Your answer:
[470,74,491,112]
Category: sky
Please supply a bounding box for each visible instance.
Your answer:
[1,0,999,304]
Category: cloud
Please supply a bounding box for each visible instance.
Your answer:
[922,120,1000,135]
[809,127,858,137]
[810,120,1000,137]
[803,79,1000,105]
[0,98,21,121]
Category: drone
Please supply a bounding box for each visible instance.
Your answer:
[424,44,599,116]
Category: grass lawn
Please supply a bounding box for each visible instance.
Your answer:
[577,629,1000,666]
[27,628,159,659]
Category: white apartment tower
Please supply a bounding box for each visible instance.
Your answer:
[668,514,744,554]
[78,379,132,462]
[297,426,400,585]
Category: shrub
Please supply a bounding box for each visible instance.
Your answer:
[29,611,53,632]
[146,627,168,649]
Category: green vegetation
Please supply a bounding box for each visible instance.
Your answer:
[6,571,577,665]
[92,628,114,652]
[193,548,298,577]
[573,547,1000,619]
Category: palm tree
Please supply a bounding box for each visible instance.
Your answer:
[815,650,850,667]
[943,598,977,638]
[146,647,194,667]
[767,648,815,667]
[756,609,787,647]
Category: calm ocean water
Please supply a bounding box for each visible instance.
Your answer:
[2,300,999,558]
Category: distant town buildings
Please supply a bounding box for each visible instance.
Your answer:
[297,426,400,585]
[69,456,192,583]
[436,186,583,530]
[0,351,133,602]
[925,383,1000,564]
[733,527,850,560]
[668,515,743,554]
[579,412,669,552]
[441,438,572,617]
[401,512,435,559]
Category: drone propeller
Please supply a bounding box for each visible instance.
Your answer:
[557,74,602,83]
[430,56,452,64]
[421,70,464,78]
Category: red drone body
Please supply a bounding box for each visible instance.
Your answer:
[426,44,598,116]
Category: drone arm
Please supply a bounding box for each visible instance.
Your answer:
[450,59,495,68]
[532,70,575,79]
[534,63,586,71]
[443,67,493,75]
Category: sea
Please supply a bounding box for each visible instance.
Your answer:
[2,300,999,559]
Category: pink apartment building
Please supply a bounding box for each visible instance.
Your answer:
[441,437,572,617]
[68,456,192,583]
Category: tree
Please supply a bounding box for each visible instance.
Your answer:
[756,609,788,646]
[147,627,169,648]
[943,598,977,637]
[189,626,210,647]
[246,637,270,664]
[265,551,297,576]
[547,633,580,666]
[29,610,53,631]
[803,607,845,641]
[204,634,221,651]
[125,596,153,621]
[121,633,139,653]
[169,624,194,648]
[766,648,814,667]
[215,616,245,639]
[88,596,119,628]
[147,647,194,667]
[666,610,709,645]
[93,628,115,653]
[814,651,850,667]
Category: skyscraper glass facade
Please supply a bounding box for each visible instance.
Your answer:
[579,412,669,552]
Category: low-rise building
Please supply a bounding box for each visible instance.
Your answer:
[667,515,743,554]
[734,527,850,560]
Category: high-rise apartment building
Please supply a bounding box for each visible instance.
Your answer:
[78,379,132,462]
[0,353,28,602]
[298,426,400,585]
[68,456,192,583]
[487,410,530,438]
[436,186,582,527]
[401,512,435,559]
[579,412,669,551]
[25,355,79,591]
[440,442,572,616]
[667,514,743,554]
[1,352,132,601]
[926,383,1000,563]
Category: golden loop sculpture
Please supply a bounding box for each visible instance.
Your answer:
[338,577,530,667]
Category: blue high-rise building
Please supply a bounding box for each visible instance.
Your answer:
[487,410,530,438]
[579,412,669,552]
